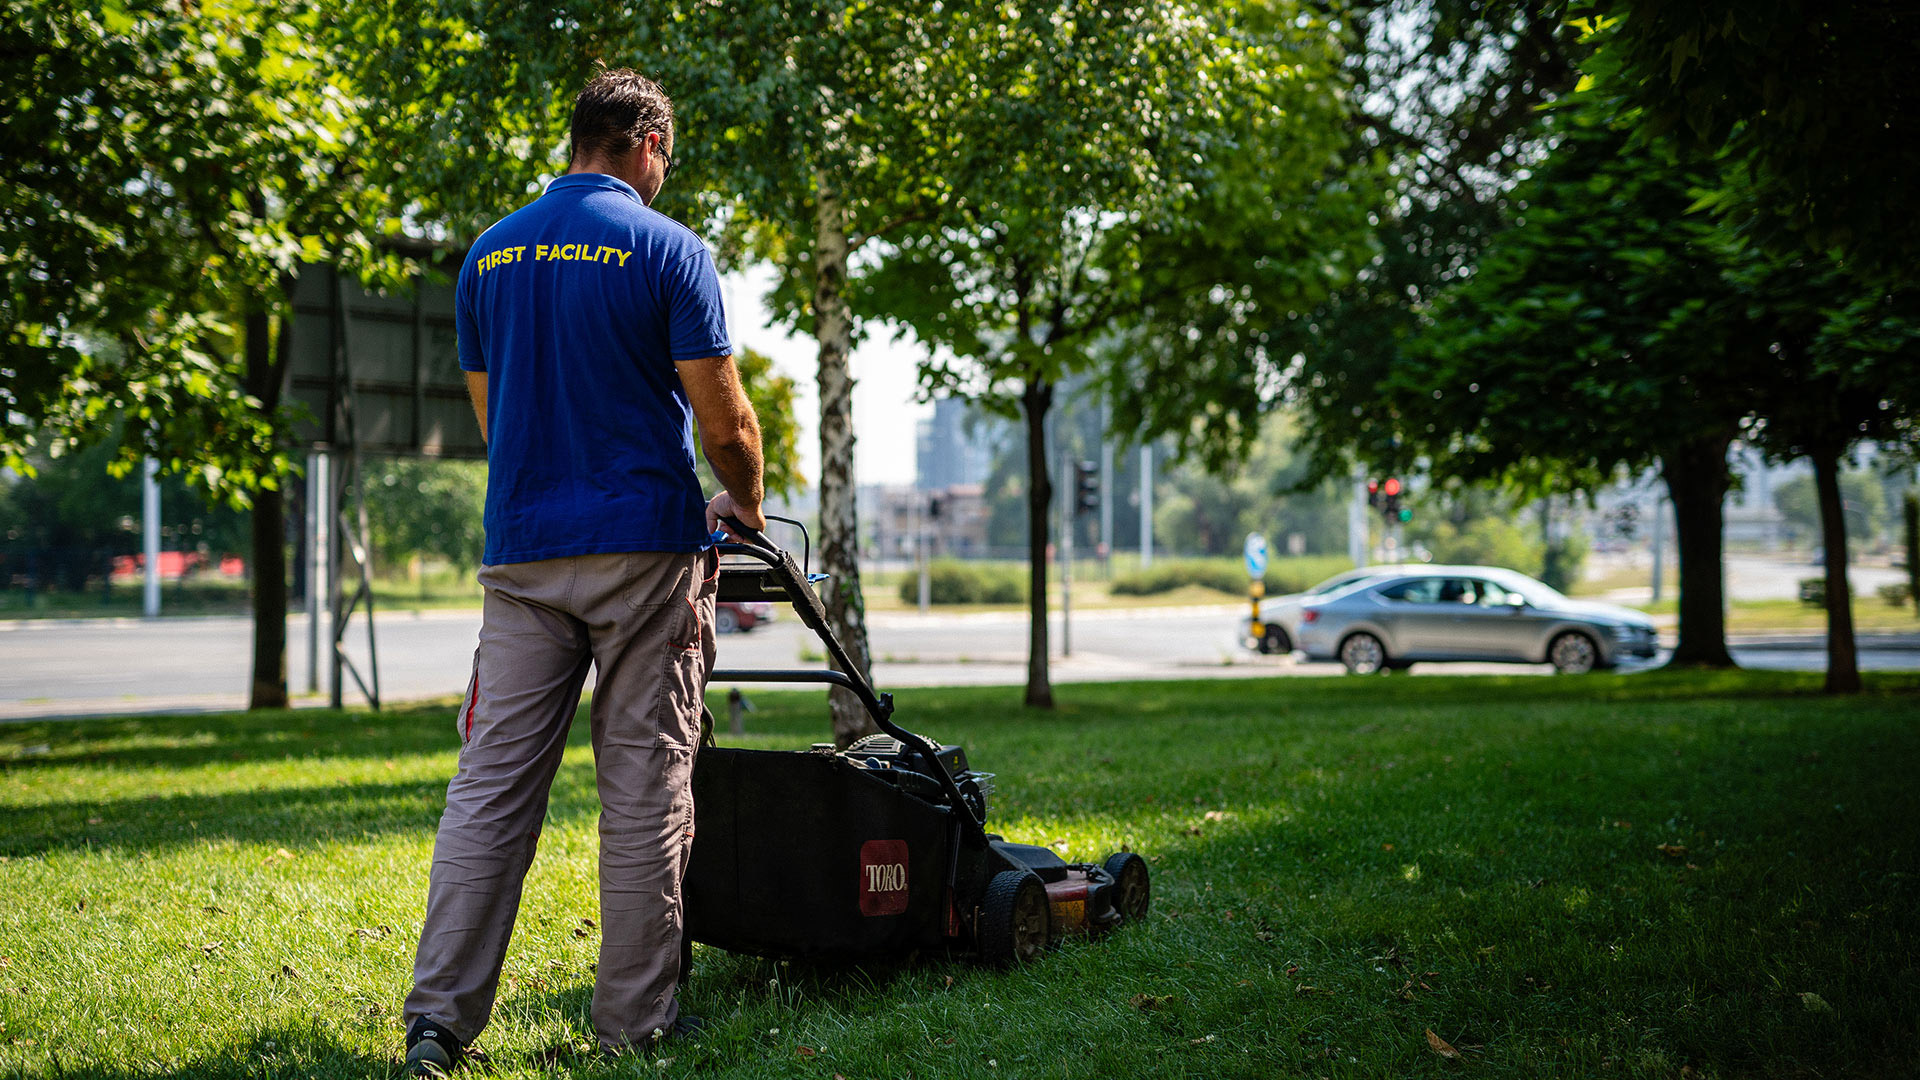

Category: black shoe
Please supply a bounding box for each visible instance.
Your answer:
[602,1013,707,1057]
[404,1016,465,1077]
[666,1013,706,1041]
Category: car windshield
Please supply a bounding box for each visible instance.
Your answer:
[1484,570,1567,607]
[1307,570,1378,595]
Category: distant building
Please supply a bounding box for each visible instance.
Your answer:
[915,397,996,491]
[863,483,991,565]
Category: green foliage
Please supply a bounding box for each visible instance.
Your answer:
[693,348,802,500]
[1151,415,1350,558]
[1108,558,1250,597]
[0,440,249,593]
[3,673,1918,1076]
[1281,2,1588,484]
[1597,1,1919,273]
[1109,555,1355,598]
[1773,471,1886,547]
[1876,582,1911,609]
[859,2,1374,471]
[1416,517,1541,576]
[360,458,486,574]
[895,560,1026,606]
[1797,577,1849,608]
[1,0,394,504]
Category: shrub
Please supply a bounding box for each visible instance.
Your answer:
[1799,577,1854,607]
[1877,581,1913,608]
[1109,555,1355,597]
[897,560,1027,605]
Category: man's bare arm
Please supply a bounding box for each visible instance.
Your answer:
[675,354,765,534]
[464,371,489,444]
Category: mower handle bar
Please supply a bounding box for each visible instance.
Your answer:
[712,515,986,834]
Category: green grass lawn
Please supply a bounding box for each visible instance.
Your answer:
[3,673,1917,1079]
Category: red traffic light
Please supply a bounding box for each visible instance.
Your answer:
[1367,480,1380,495]
[1382,477,1402,497]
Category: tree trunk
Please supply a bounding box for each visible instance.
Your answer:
[1022,378,1054,708]
[245,303,289,709]
[1659,432,1736,668]
[812,171,877,745]
[1811,448,1861,693]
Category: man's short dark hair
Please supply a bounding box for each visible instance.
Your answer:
[569,68,674,164]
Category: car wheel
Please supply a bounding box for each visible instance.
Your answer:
[1259,626,1291,655]
[1339,632,1387,675]
[1548,631,1598,674]
[714,607,740,635]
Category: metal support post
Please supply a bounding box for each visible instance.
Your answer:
[1138,444,1153,569]
[1060,453,1073,657]
[306,452,329,695]
[1099,436,1113,579]
[142,458,161,618]
[1650,494,1666,605]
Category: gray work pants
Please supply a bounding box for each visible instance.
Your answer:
[405,549,717,1050]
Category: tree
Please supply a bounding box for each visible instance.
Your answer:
[1595,0,1919,274]
[1278,1,1588,483]
[355,1,1019,743]
[1773,471,1885,549]
[865,1,1370,705]
[1378,102,1754,666]
[1738,259,1920,692]
[0,440,249,598]
[1152,415,1349,557]
[3,0,394,707]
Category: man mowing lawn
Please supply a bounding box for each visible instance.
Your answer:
[404,67,766,1076]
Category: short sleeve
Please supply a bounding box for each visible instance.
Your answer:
[456,256,486,373]
[664,246,733,363]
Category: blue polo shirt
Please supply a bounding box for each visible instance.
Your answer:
[456,173,732,564]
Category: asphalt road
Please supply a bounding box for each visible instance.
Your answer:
[4,604,1916,721]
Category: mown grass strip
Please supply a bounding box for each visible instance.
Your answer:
[2,671,1916,1078]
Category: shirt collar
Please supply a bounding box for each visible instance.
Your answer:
[545,172,643,204]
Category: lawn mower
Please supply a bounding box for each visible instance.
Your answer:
[683,517,1150,965]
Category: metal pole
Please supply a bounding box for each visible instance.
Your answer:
[1099,436,1113,579]
[1138,444,1153,569]
[1349,474,1369,568]
[306,453,323,694]
[328,451,344,710]
[916,493,930,614]
[142,458,161,618]
[1060,453,1072,657]
[1650,493,1666,605]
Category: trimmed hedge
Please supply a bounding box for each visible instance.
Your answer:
[1109,555,1354,597]
[897,560,1029,605]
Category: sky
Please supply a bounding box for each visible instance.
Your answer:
[720,265,932,489]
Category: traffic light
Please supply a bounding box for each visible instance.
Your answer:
[1370,477,1409,523]
[1074,460,1100,515]
[928,495,944,520]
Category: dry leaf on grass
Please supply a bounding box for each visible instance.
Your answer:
[1798,991,1833,1013]
[1657,844,1688,857]
[1426,1028,1461,1060]
[795,1045,817,1058]
[1129,994,1174,1011]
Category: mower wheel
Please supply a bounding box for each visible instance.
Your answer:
[1102,852,1151,923]
[979,870,1051,965]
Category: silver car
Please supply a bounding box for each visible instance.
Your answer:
[1295,567,1659,675]
[1243,564,1422,654]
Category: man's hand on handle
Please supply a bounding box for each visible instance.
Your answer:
[706,491,766,541]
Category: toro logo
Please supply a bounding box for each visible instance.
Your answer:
[858,839,910,916]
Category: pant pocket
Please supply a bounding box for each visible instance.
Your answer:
[456,648,480,743]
